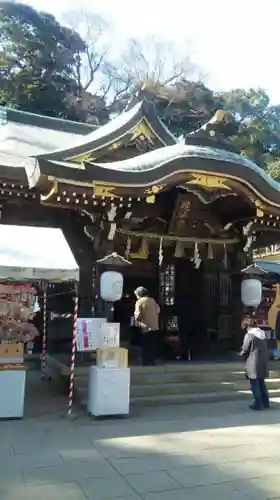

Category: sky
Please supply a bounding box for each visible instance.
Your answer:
[21,0,280,103]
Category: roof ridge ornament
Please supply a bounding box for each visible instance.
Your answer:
[185,109,238,152]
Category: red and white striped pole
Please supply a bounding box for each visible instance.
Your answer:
[41,286,47,379]
[67,291,79,416]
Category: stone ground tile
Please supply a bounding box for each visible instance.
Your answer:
[1,482,87,500]
[0,439,16,453]
[0,467,25,486]
[0,480,27,500]
[142,483,248,500]
[47,441,97,455]
[41,432,93,445]
[93,443,157,460]
[60,446,106,464]
[194,433,264,449]
[91,436,167,459]
[46,430,94,447]
[13,430,93,455]
[99,497,141,500]
[124,470,181,494]
[2,450,64,469]
[22,461,118,486]
[79,475,137,500]
[167,463,233,488]
[219,457,280,481]
[179,483,250,500]
[99,498,141,500]
[12,436,50,455]
[0,447,17,465]
[192,444,280,466]
[235,474,280,500]
[45,421,80,435]
[142,489,194,500]
[110,454,198,474]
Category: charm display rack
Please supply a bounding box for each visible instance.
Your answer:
[0,225,79,419]
[0,284,39,419]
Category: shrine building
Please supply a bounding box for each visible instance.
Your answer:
[1,101,280,358]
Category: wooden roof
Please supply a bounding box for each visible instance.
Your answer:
[1,102,280,220]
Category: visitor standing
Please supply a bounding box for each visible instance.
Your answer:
[134,286,160,366]
[240,317,270,411]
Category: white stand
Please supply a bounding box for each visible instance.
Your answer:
[87,366,130,417]
[0,369,26,418]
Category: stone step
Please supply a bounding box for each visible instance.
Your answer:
[130,361,280,374]
[47,355,280,378]
[75,369,280,388]
[46,354,280,409]
[131,371,247,385]
[130,378,280,397]
[75,383,280,408]
[130,388,280,407]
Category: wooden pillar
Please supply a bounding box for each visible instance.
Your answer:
[79,265,94,317]
[230,273,243,350]
[230,247,246,350]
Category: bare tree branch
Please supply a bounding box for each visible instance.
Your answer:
[61,8,206,124]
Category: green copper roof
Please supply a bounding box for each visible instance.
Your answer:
[0,106,96,157]
[1,107,96,134]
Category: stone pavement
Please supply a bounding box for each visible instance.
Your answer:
[3,372,280,500]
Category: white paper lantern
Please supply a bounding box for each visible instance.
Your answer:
[100,271,123,302]
[241,279,262,307]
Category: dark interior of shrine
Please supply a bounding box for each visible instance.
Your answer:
[106,256,241,361]
[111,186,255,248]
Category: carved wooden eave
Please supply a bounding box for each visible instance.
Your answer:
[81,147,280,213]
[34,100,177,164]
[33,151,280,220]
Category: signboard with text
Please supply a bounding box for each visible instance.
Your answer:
[76,318,106,352]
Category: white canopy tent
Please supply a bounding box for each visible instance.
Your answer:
[0,224,80,417]
[0,225,79,282]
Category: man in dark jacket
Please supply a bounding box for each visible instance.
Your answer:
[240,318,270,411]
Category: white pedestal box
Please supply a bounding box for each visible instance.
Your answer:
[87,366,130,417]
[0,369,26,418]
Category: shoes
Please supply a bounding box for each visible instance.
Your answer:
[249,404,262,411]
[249,404,270,411]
